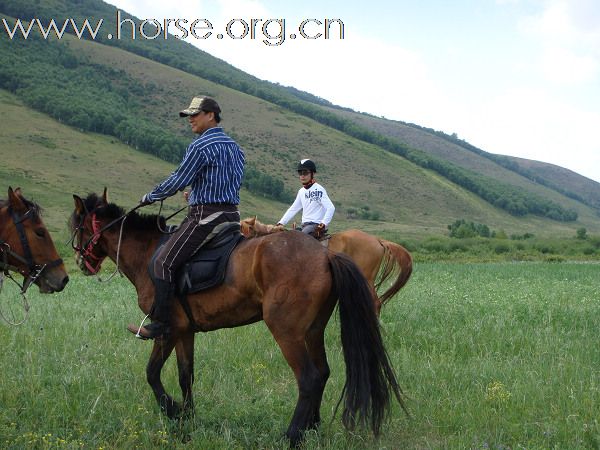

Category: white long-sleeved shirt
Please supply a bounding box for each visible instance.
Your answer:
[278,182,335,226]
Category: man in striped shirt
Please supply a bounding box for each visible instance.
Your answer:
[128,96,245,340]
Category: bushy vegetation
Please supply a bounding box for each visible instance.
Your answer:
[448,219,491,238]
[388,218,599,262]
[397,234,600,262]
[243,164,294,203]
[346,205,381,221]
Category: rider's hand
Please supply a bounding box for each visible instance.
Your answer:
[139,194,154,206]
[314,223,326,239]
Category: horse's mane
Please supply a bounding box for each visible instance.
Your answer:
[0,192,42,222]
[241,217,285,238]
[78,193,166,231]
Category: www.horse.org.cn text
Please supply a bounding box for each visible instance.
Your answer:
[1,10,345,47]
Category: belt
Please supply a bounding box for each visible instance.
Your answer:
[190,203,236,207]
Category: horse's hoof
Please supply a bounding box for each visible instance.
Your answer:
[285,430,304,448]
[160,398,182,419]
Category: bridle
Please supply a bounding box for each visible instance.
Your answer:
[71,210,106,275]
[0,206,63,295]
[70,200,186,276]
[69,202,149,276]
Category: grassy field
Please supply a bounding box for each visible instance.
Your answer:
[1,262,599,449]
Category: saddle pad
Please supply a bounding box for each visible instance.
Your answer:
[175,232,243,294]
[148,223,244,295]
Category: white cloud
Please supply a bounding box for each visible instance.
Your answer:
[540,46,598,84]
[465,86,600,181]
[520,0,600,85]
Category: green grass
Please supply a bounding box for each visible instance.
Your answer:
[1,262,599,449]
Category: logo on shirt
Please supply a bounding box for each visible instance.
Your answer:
[305,189,323,203]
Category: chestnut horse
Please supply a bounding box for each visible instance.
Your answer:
[241,217,412,315]
[0,187,68,294]
[70,191,405,446]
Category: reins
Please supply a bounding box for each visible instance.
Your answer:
[156,201,187,235]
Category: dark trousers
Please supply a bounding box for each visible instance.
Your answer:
[153,204,239,283]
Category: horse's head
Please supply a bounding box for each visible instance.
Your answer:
[240,216,257,238]
[0,187,69,293]
[70,188,111,276]
[241,216,285,238]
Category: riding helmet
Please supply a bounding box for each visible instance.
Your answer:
[297,159,317,173]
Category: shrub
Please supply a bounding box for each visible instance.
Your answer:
[448,219,491,238]
[494,243,510,254]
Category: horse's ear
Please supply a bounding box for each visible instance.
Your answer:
[250,216,256,225]
[73,194,87,215]
[8,186,27,212]
[101,187,108,205]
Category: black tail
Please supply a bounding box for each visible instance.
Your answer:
[328,252,407,436]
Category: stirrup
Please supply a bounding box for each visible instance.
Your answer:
[127,314,150,339]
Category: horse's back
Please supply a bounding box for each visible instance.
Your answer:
[184,232,333,332]
[244,232,334,333]
[329,229,383,277]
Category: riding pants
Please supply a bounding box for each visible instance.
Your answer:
[153,204,239,283]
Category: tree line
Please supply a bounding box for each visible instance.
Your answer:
[0,33,291,202]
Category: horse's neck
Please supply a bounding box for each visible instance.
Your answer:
[254,221,271,236]
[0,211,8,239]
[103,230,159,283]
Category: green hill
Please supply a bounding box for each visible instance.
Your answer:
[1,0,600,242]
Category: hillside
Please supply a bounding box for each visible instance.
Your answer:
[1,0,600,240]
[323,108,600,214]
[0,89,282,235]
[506,156,600,211]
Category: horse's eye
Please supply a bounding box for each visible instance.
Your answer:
[35,228,46,238]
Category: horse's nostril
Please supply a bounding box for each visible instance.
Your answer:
[61,276,70,289]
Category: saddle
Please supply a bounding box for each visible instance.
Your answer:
[150,222,244,295]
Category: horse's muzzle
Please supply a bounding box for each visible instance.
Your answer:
[38,271,69,293]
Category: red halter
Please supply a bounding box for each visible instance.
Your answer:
[79,213,105,274]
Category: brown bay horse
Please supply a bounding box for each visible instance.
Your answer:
[0,187,68,294]
[241,217,413,315]
[70,191,405,446]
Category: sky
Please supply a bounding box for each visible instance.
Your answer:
[103,0,600,183]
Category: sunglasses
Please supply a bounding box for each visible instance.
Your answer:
[297,170,311,176]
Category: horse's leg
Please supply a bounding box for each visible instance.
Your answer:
[270,334,323,447]
[304,325,330,430]
[147,336,180,418]
[175,331,195,416]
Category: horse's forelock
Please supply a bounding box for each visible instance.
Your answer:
[0,194,42,221]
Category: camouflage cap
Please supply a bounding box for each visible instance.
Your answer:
[179,96,221,117]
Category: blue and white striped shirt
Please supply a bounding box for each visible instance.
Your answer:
[147,127,245,205]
